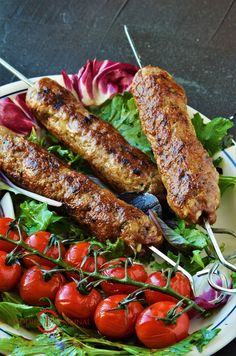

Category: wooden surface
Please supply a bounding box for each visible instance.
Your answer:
[0,0,235,354]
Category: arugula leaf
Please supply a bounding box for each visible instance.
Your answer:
[0,323,220,356]
[219,175,236,195]
[19,200,62,234]
[89,92,153,159]
[89,238,126,259]
[48,217,87,242]
[192,113,234,156]
[195,328,221,352]
[0,302,43,329]
[172,251,211,274]
[0,335,62,356]
[191,250,205,268]
[151,250,211,275]
[103,239,126,259]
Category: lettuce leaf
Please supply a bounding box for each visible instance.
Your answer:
[48,144,84,168]
[28,128,91,174]
[28,127,47,146]
[156,217,208,252]
[174,219,208,249]
[192,113,234,156]
[89,92,153,159]
[18,200,87,241]
[19,200,62,234]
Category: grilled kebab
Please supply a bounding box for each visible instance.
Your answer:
[25,78,164,198]
[0,126,163,250]
[131,66,220,224]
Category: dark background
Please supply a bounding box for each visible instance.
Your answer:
[0,0,235,354]
[1,0,236,138]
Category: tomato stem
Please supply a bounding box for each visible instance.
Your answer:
[0,223,206,315]
[93,250,99,274]
[119,287,146,306]
[156,299,194,324]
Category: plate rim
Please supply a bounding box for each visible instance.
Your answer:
[0,75,236,356]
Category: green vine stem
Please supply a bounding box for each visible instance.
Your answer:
[0,228,205,315]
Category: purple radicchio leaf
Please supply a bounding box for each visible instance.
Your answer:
[14,93,38,124]
[62,59,138,106]
[0,96,37,135]
[61,70,73,92]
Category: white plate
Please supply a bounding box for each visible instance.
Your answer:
[0,76,236,356]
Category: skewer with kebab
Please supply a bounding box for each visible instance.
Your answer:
[0,125,163,252]
[123,25,236,293]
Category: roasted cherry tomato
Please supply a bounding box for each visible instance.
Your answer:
[55,282,103,322]
[95,294,143,339]
[0,217,26,252]
[64,242,106,277]
[19,265,65,306]
[23,231,66,268]
[145,271,191,304]
[101,258,147,296]
[0,250,22,291]
[135,301,190,348]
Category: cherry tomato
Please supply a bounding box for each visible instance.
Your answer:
[135,301,190,348]
[64,242,106,278]
[55,282,102,322]
[19,265,65,306]
[145,272,191,304]
[0,250,22,291]
[0,217,26,252]
[101,258,147,296]
[23,231,66,268]
[95,294,144,339]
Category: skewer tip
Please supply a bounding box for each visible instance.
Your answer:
[123,25,143,69]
